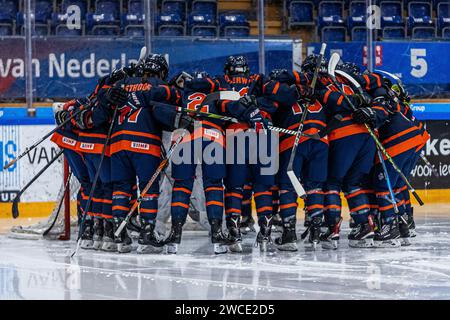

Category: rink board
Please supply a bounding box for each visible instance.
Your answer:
[1,106,450,219]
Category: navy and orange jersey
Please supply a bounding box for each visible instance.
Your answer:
[105,76,178,157]
[269,70,328,152]
[51,117,81,153]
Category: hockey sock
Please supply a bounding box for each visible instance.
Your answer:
[112,180,134,219]
[401,186,412,216]
[253,184,273,221]
[344,187,371,225]
[323,188,342,226]
[278,184,298,221]
[305,187,325,221]
[204,178,224,221]
[171,178,194,224]
[101,181,113,219]
[376,191,398,222]
[271,185,280,215]
[241,184,253,219]
[140,182,159,222]
[225,186,243,221]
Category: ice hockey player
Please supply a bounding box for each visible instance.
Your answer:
[51,100,92,227]
[268,68,328,251]
[310,56,382,249]
[215,55,284,251]
[96,54,195,254]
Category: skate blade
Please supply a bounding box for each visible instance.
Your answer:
[80,240,94,250]
[400,237,412,246]
[409,230,417,238]
[166,243,178,254]
[349,238,374,248]
[92,240,103,250]
[101,241,118,252]
[214,244,227,254]
[117,243,133,253]
[137,244,164,254]
[228,242,243,253]
[374,238,401,248]
[321,240,338,250]
[277,242,298,252]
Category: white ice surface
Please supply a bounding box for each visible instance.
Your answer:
[1,217,450,300]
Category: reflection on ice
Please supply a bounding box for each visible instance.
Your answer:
[1,217,450,300]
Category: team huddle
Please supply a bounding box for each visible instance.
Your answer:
[51,48,429,255]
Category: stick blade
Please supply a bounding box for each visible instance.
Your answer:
[287,170,306,198]
[328,53,341,77]
[12,196,20,219]
[139,46,147,61]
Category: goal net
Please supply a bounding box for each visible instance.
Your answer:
[8,133,209,241]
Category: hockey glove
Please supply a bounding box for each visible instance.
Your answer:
[173,112,194,133]
[169,72,193,89]
[73,108,93,130]
[352,92,372,108]
[295,84,316,103]
[109,66,135,84]
[105,86,128,107]
[352,107,377,128]
[55,110,69,126]
[247,107,270,133]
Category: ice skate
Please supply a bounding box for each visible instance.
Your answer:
[239,215,256,234]
[320,218,342,250]
[101,219,118,252]
[210,219,228,254]
[113,217,132,253]
[374,217,401,248]
[226,216,243,252]
[164,221,183,254]
[275,217,298,251]
[348,220,375,248]
[398,215,412,246]
[271,213,283,233]
[92,218,104,250]
[302,216,322,250]
[255,215,273,252]
[137,219,165,254]
[127,214,142,240]
[80,219,94,250]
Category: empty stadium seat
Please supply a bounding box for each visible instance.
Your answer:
[56,25,83,36]
[192,0,218,18]
[348,1,366,28]
[382,26,406,39]
[321,26,346,42]
[61,0,89,17]
[0,0,18,23]
[412,26,436,39]
[318,1,345,31]
[191,25,217,37]
[219,12,249,36]
[351,26,367,41]
[437,2,450,37]
[224,26,249,37]
[188,12,216,36]
[380,1,403,27]
[91,25,121,35]
[288,1,314,28]
[95,0,121,19]
[122,0,145,27]
[161,0,187,20]
[442,26,450,38]
[0,24,13,36]
[157,13,184,35]
[35,0,53,24]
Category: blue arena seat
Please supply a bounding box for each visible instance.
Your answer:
[288,1,315,28]
[437,2,450,37]
[124,25,144,36]
[0,0,18,23]
[321,26,346,42]
[442,26,450,38]
[157,13,184,35]
[188,12,216,35]
[348,1,366,28]
[380,1,403,27]
[95,0,121,19]
[0,24,13,36]
[411,26,436,39]
[35,0,53,24]
[161,0,187,20]
[224,26,250,37]
[56,24,83,36]
[91,25,121,35]
[351,26,367,41]
[219,12,249,36]
[61,0,89,17]
[382,26,406,39]
[192,0,218,18]
[318,1,345,31]
[191,25,217,37]
[122,0,145,28]
[159,25,185,36]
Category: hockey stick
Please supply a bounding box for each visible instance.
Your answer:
[72,107,118,257]
[11,149,64,218]
[328,53,424,206]
[335,70,399,213]
[286,43,327,198]
[43,170,73,236]
[114,90,241,237]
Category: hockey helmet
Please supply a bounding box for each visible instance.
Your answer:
[224,55,250,75]
[137,53,169,80]
[301,54,328,74]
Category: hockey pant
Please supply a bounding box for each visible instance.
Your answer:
[277,139,328,223]
[111,150,159,222]
[325,133,376,226]
[224,131,276,224]
[84,153,112,220]
[64,149,91,222]
[373,147,417,222]
[171,138,225,224]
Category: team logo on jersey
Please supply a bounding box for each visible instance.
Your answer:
[62,137,76,146]
[291,100,323,115]
[327,83,354,95]
[124,83,152,92]
[80,142,94,150]
[187,93,209,112]
[204,129,220,139]
[131,142,150,150]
